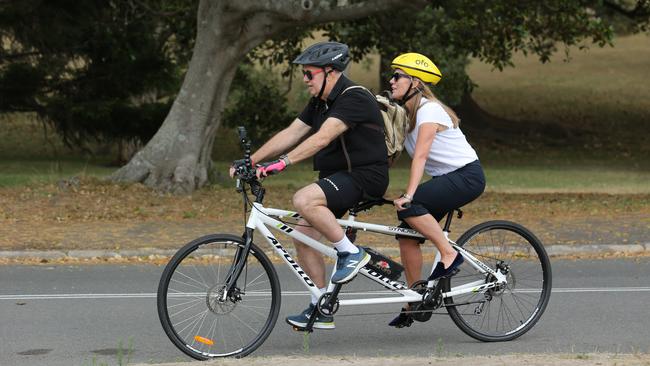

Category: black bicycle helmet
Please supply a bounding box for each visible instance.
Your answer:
[292,41,350,71]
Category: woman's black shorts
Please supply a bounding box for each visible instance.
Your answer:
[397,160,486,240]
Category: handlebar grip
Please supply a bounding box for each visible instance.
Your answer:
[263,168,280,176]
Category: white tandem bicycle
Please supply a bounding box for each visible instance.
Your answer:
[157,127,552,359]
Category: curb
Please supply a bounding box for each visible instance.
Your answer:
[1,243,649,261]
[0,249,177,260]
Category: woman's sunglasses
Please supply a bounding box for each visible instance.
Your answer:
[302,68,325,81]
[391,72,412,81]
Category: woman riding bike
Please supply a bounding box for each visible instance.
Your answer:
[388,52,486,328]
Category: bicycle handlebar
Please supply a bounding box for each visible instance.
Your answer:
[233,127,258,183]
[233,127,266,203]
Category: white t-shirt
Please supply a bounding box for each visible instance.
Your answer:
[403,99,478,177]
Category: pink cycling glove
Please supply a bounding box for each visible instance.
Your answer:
[257,159,287,176]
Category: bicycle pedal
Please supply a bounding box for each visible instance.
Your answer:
[290,325,313,333]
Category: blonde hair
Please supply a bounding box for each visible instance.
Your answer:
[405,79,460,132]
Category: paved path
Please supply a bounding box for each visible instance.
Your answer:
[1,241,649,262]
[1,258,650,366]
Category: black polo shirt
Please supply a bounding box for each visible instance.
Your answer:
[298,75,387,172]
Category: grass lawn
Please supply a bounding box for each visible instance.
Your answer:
[467,32,650,161]
[2,157,648,193]
[210,161,650,194]
[0,158,115,187]
[468,33,650,123]
[0,115,115,186]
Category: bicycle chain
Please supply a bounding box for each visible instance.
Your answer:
[333,309,449,318]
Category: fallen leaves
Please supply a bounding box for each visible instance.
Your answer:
[1,178,648,254]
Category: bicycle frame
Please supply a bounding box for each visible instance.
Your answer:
[245,202,508,307]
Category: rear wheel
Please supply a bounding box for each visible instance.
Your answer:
[157,234,280,358]
[442,221,552,342]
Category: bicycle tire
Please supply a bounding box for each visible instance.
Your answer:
[442,220,552,342]
[157,234,281,359]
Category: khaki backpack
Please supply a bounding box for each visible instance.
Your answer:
[341,86,409,166]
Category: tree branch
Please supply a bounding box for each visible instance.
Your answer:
[603,0,650,19]
[228,0,431,48]
[230,0,429,24]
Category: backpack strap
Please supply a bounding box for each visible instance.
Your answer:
[341,85,369,95]
[340,85,383,132]
[337,85,382,172]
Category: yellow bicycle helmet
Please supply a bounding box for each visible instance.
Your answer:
[390,53,442,85]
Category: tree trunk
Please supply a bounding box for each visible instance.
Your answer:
[111,0,427,193]
[111,3,249,194]
[113,138,142,166]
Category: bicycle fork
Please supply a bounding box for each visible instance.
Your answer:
[222,227,255,301]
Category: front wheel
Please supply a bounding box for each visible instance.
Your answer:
[443,220,552,342]
[157,234,281,359]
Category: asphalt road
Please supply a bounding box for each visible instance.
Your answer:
[1,258,649,366]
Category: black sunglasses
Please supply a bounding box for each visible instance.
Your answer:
[391,72,412,81]
[302,68,325,81]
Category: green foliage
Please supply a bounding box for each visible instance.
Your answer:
[321,1,618,105]
[222,64,297,148]
[248,28,314,78]
[0,0,196,150]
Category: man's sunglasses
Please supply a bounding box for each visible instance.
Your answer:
[391,72,412,81]
[302,68,325,81]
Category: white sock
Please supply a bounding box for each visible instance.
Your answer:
[311,287,327,305]
[333,235,359,254]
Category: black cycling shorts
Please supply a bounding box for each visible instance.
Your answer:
[397,160,486,242]
[316,163,389,218]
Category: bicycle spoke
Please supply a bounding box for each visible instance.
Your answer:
[167,297,203,309]
[170,272,209,291]
[238,304,271,319]
[245,271,269,289]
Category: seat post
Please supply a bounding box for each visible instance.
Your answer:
[442,210,454,233]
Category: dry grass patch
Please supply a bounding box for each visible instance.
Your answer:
[1,178,648,252]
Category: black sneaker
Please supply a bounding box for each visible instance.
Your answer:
[388,307,414,328]
[286,304,335,329]
[427,253,464,281]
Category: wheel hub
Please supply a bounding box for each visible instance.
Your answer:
[490,262,514,296]
[206,283,239,314]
